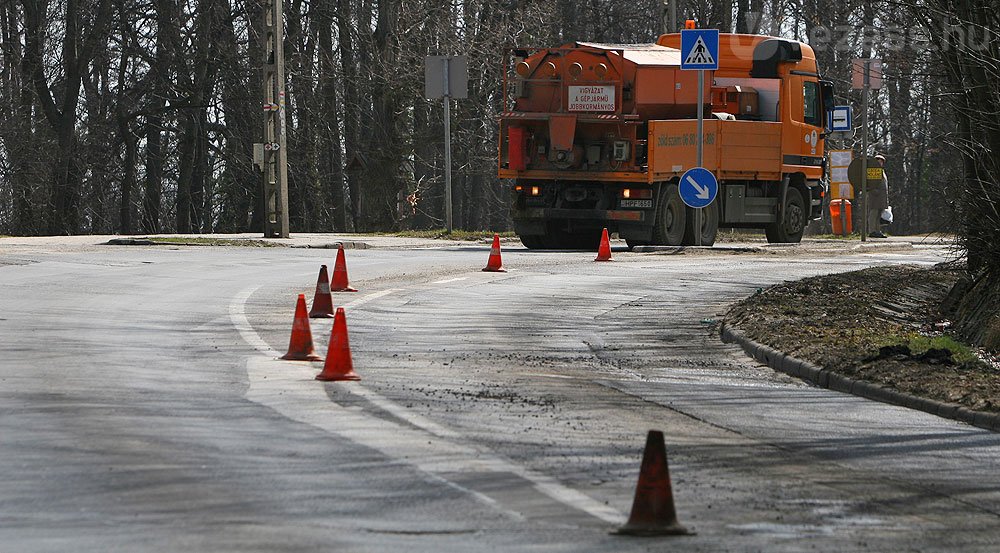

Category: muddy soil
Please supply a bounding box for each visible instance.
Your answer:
[725,264,1000,413]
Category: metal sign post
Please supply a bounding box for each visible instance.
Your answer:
[696,69,704,245]
[680,29,719,246]
[425,56,468,234]
[442,60,453,233]
[852,58,882,241]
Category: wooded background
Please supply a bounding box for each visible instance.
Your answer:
[0,0,995,262]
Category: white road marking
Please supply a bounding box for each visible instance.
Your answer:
[341,288,400,309]
[230,287,279,357]
[519,372,579,380]
[432,277,469,284]
[230,285,623,524]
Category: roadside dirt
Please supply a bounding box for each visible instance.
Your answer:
[725,264,1000,414]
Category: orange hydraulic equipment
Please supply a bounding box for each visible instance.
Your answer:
[499,33,835,249]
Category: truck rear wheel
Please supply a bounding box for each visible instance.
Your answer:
[651,183,686,246]
[574,228,603,251]
[682,203,719,246]
[765,187,806,243]
[519,234,548,249]
[625,238,648,250]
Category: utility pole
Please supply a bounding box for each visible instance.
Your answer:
[668,0,677,33]
[860,59,870,242]
[262,0,290,238]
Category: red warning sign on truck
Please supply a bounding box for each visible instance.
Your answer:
[568,85,615,111]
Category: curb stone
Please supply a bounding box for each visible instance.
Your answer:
[720,322,1000,433]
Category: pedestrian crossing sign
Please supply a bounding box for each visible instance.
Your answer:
[680,29,719,71]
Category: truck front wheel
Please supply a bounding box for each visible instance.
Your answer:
[651,183,686,246]
[765,187,806,243]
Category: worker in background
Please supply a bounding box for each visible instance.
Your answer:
[868,154,889,238]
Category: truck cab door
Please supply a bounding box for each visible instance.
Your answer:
[784,76,825,165]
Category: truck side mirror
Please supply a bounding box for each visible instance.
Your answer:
[820,80,835,114]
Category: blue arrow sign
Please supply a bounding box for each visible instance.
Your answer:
[680,29,720,71]
[679,167,718,208]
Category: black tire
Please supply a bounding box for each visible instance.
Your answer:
[651,183,686,246]
[765,187,806,243]
[545,229,575,249]
[519,234,547,249]
[681,202,719,246]
[625,238,648,250]
[574,228,604,251]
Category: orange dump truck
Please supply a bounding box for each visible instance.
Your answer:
[498,33,834,248]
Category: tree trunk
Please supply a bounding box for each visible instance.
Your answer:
[337,0,362,230]
[118,112,137,234]
[317,1,346,231]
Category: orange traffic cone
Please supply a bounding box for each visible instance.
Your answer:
[281,294,324,361]
[331,245,358,292]
[315,307,361,381]
[613,430,693,537]
[482,233,507,272]
[309,265,335,319]
[595,228,613,262]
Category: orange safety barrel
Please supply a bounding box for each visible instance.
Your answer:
[830,199,853,235]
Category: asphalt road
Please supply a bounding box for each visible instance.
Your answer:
[1,235,998,552]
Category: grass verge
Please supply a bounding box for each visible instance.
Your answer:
[875,333,982,365]
[377,229,517,241]
[146,236,283,247]
[726,264,1000,412]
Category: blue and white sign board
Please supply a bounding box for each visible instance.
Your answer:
[680,29,719,71]
[828,105,852,132]
[679,167,718,208]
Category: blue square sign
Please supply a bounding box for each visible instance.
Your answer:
[828,105,852,132]
[680,29,719,71]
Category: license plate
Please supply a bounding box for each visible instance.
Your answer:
[620,199,652,208]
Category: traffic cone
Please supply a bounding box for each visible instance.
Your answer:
[595,228,613,262]
[309,265,335,319]
[331,245,358,292]
[281,294,323,361]
[613,430,693,537]
[482,234,507,272]
[315,307,361,382]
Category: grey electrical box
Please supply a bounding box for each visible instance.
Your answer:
[587,144,602,166]
[253,143,265,172]
[612,141,630,161]
[425,56,469,99]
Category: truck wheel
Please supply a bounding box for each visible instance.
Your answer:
[545,229,575,249]
[625,239,648,250]
[519,234,547,249]
[651,183,686,246]
[765,187,806,243]
[682,202,719,246]
[573,228,603,250]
